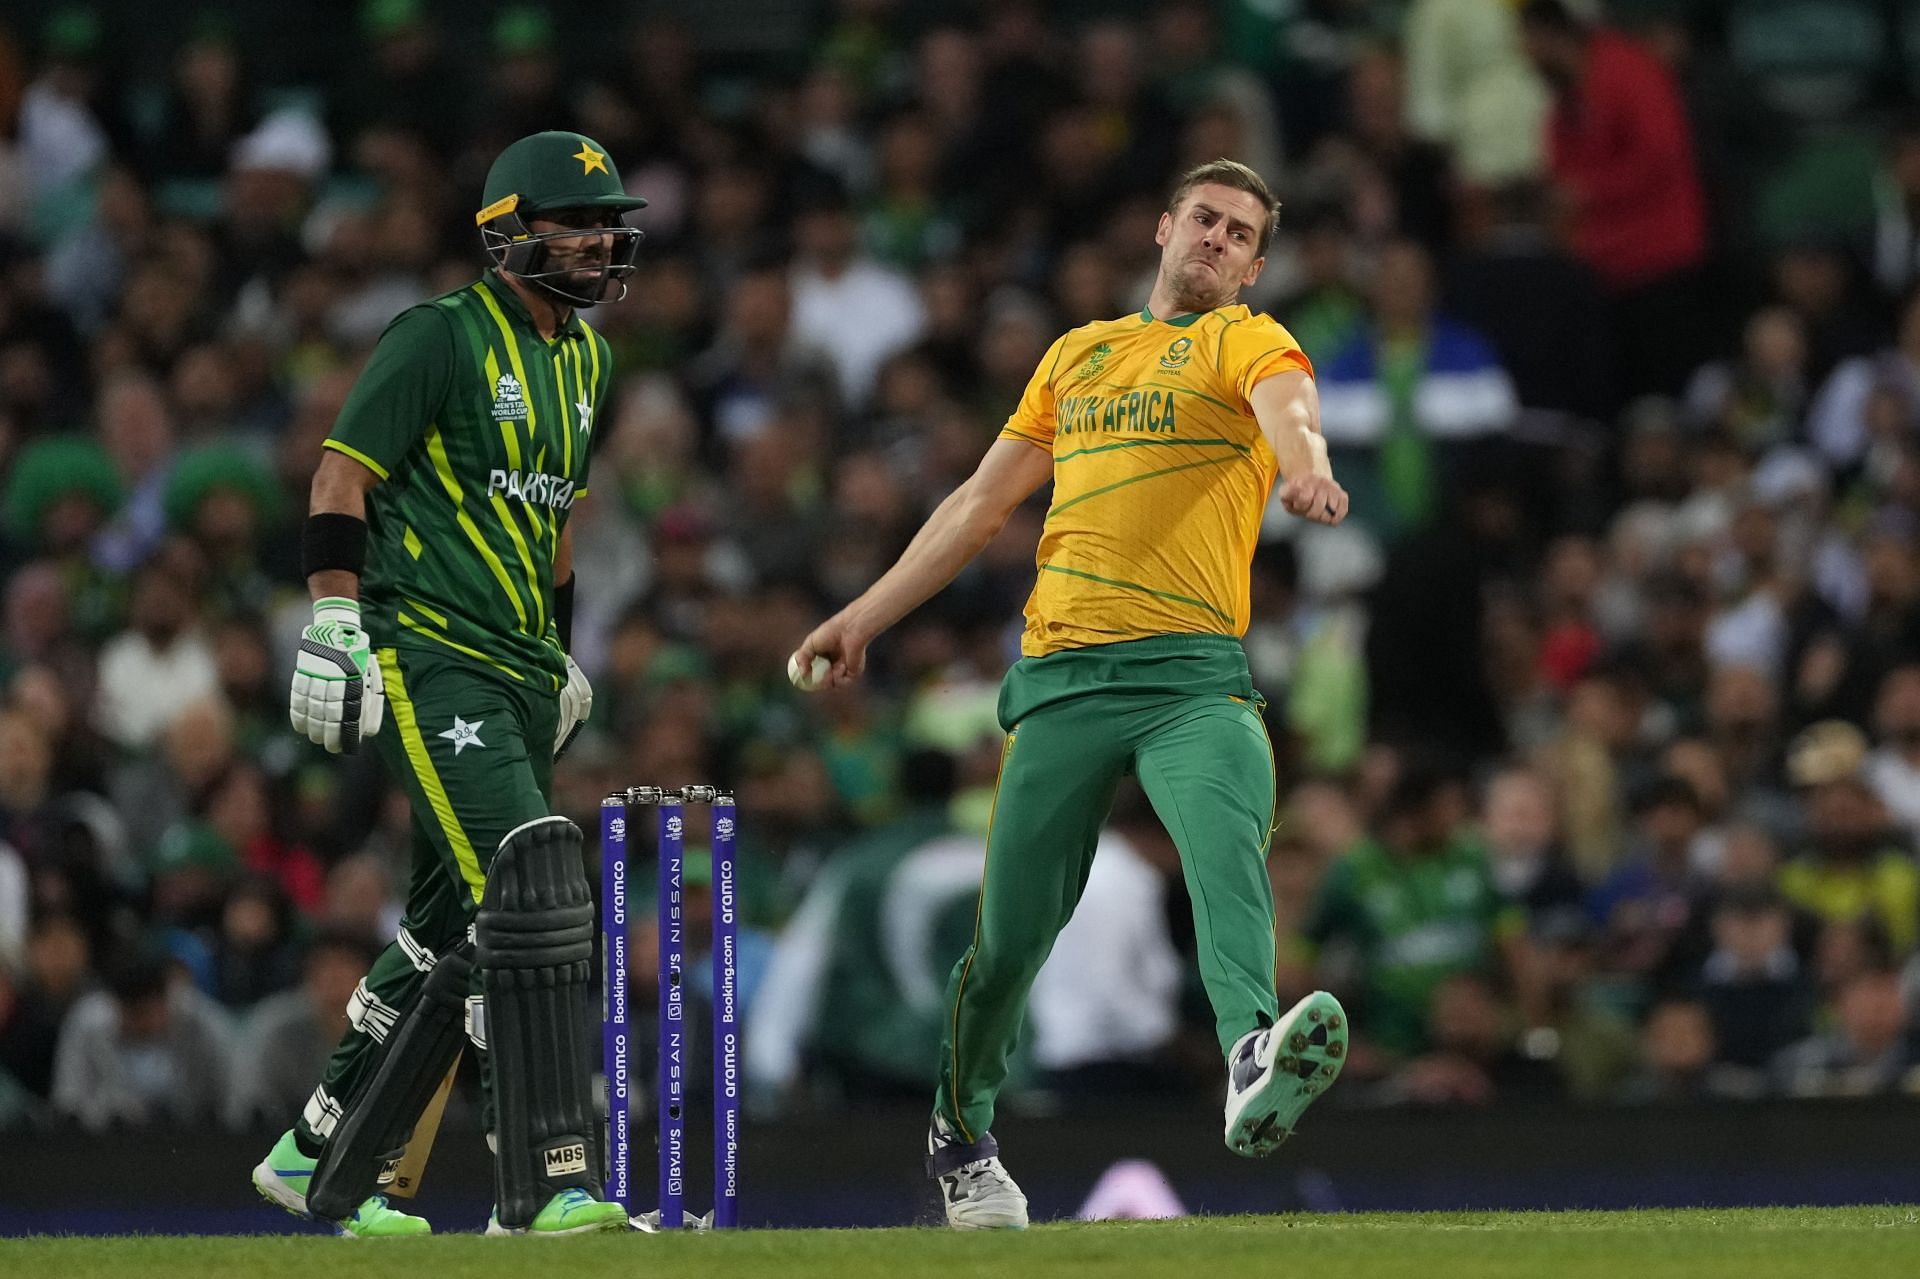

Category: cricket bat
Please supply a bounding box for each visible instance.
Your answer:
[386,1055,460,1198]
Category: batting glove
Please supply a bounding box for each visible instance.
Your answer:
[554,653,592,758]
[290,597,386,754]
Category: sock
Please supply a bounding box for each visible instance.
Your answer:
[295,1129,324,1160]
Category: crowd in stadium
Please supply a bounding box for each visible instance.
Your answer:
[2,0,1920,1130]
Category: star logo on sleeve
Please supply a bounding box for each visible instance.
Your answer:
[575,393,593,438]
[439,715,486,756]
[573,143,608,176]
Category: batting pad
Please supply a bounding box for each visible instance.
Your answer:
[476,815,602,1229]
[307,939,474,1222]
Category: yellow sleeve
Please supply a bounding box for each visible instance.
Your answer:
[997,334,1068,450]
[1217,317,1314,412]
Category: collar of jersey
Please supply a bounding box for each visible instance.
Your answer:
[1138,305,1210,328]
[481,269,588,342]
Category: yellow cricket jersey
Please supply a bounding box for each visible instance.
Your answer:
[999,305,1312,657]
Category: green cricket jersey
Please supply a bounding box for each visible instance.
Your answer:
[323,269,609,691]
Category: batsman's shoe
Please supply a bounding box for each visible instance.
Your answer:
[1223,990,1347,1158]
[251,1129,432,1236]
[337,1194,433,1238]
[485,1188,630,1236]
[926,1116,1029,1230]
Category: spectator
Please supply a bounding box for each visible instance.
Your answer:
[0,710,56,867]
[1291,761,1524,1060]
[1151,0,1284,188]
[1772,968,1920,1097]
[861,111,961,272]
[792,65,870,204]
[1808,290,1920,471]
[1366,475,1523,762]
[1284,778,1367,868]
[1074,19,1177,185]
[1272,205,1364,368]
[1703,664,1788,828]
[204,762,324,917]
[1681,307,1811,452]
[1480,765,1586,920]
[336,0,461,152]
[134,22,259,185]
[147,819,241,952]
[208,876,303,1010]
[92,554,220,752]
[0,914,91,1098]
[50,941,230,1130]
[1768,240,1883,387]
[3,436,123,563]
[16,9,109,208]
[1342,48,1455,257]
[1691,888,1816,1077]
[163,444,285,619]
[1779,721,1920,955]
[1,563,71,677]
[722,425,827,590]
[224,930,372,1130]
[1385,974,1564,1105]
[787,180,925,410]
[89,373,178,574]
[1267,832,1326,944]
[1616,998,1745,1103]
[1521,0,1710,400]
[217,110,331,308]
[685,161,782,301]
[209,615,285,760]
[1588,776,1711,992]
[321,853,400,951]
[1318,239,1518,539]
[688,260,839,452]
[1869,116,1920,302]
[1445,180,1612,421]
[0,962,47,1128]
[478,7,568,160]
[1865,664,1920,841]
[1820,918,1895,1016]
[1402,0,1549,188]
[748,749,959,1099]
[1524,910,1642,1103]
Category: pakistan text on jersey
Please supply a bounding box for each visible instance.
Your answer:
[486,468,577,510]
[1056,389,1180,437]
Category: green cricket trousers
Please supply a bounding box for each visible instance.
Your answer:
[934,634,1280,1143]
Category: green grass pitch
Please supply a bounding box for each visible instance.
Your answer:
[7,1208,1919,1278]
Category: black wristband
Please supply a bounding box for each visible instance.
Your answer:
[555,574,575,651]
[302,512,369,579]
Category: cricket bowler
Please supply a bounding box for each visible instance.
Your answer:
[792,159,1353,1229]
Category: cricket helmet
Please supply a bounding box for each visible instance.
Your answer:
[476,130,647,306]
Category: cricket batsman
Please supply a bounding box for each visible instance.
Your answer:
[791,160,1352,1229]
[250,131,640,1236]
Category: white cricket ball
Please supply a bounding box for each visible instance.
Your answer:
[788,653,831,691]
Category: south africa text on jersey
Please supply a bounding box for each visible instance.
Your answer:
[486,467,578,510]
[1056,388,1181,437]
